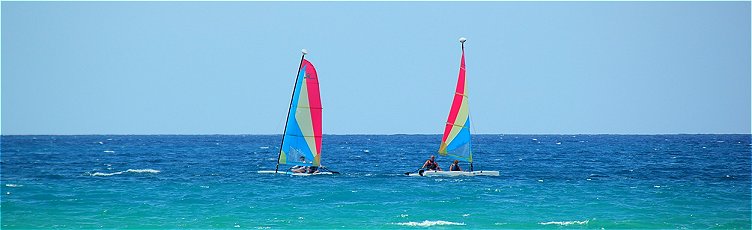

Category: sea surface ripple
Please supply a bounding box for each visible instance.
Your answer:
[1,134,750,228]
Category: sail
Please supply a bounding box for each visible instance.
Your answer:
[438,47,472,163]
[279,59,323,167]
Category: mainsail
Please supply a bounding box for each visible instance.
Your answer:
[278,58,322,168]
[438,39,472,163]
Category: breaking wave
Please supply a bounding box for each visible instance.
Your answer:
[90,169,160,177]
[91,171,124,176]
[126,169,160,173]
[395,220,465,227]
[539,220,589,226]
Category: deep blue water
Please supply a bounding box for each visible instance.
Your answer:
[2,134,750,228]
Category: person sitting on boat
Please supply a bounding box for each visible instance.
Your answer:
[291,156,309,173]
[449,160,462,171]
[421,155,442,171]
[291,165,308,173]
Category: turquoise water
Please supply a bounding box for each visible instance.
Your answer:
[2,135,750,228]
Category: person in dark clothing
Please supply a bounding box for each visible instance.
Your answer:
[449,160,462,171]
[421,155,442,171]
[291,156,310,173]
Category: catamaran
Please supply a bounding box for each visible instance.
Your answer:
[258,49,336,176]
[408,38,499,177]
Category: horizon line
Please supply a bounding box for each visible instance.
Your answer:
[2,133,750,136]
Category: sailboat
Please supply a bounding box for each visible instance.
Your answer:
[258,49,335,176]
[409,38,499,177]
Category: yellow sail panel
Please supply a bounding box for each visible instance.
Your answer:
[279,150,287,164]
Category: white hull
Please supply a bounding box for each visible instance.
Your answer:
[257,170,334,176]
[407,170,499,177]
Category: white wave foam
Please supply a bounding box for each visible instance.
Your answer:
[126,169,160,174]
[259,146,270,149]
[91,169,160,177]
[5,184,23,187]
[539,220,589,226]
[395,220,465,227]
[91,171,124,177]
[103,150,115,153]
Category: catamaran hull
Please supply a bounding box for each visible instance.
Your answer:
[407,170,499,177]
[257,170,334,176]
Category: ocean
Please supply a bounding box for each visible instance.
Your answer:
[1,134,750,229]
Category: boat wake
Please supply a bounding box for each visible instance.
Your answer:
[539,220,589,226]
[90,169,161,177]
[394,220,465,227]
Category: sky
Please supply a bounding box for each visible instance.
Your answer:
[2,1,750,135]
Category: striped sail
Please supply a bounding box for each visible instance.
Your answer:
[279,59,323,167]
[438,46,472,163]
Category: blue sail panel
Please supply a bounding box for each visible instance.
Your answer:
[280,118,315,166]
[445,117,472,162]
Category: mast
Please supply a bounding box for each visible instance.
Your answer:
[275,49,308,173]
[459,38,472,172]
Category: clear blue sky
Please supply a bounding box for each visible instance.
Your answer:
[2,2,750,135]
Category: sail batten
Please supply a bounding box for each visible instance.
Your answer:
[446,123,468,128]
[279,59,322,167]
[285,134,323,138]
[439,46,472,163]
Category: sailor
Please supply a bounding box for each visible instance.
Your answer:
[449,160,462,171]
[421,155,442,171]
[291,156,309,173]
[307,165,319,174]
